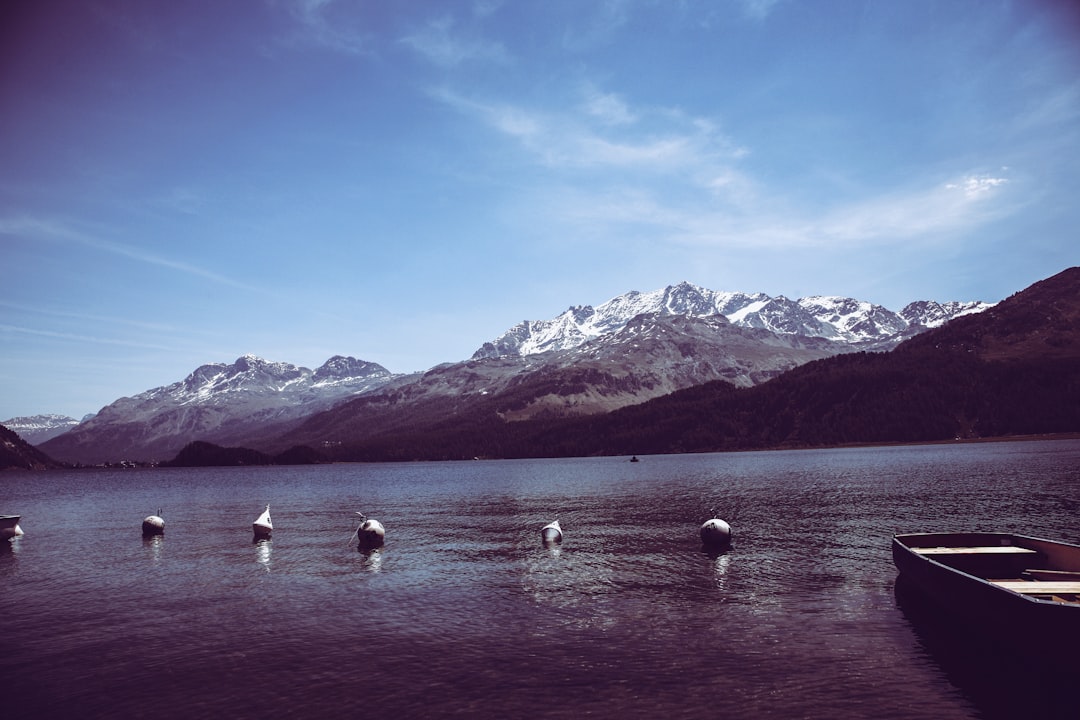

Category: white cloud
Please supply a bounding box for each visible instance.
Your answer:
[737,0,783,21]
[432,87,742,175]
[544,169,1015,252]
[583,90,637,126]
[401,16,509,67]
[945,174,1008,199]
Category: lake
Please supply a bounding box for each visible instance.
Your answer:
[2,440,1078,719]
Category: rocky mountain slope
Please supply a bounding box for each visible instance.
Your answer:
[39,355,394,465]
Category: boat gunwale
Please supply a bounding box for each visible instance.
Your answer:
[893,532,1080,607]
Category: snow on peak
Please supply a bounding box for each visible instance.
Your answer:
[473,283,991,359]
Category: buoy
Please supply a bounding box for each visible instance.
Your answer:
[700,518,732,548]
[541,519,562,544]
[253,504,273,539]
[355,512,385,548]
[142,509,165,537]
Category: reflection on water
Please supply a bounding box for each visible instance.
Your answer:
[142,535,163,563]
[358,546,383,573]
[707,549,731,591]
[894,575,1074,719]
[254,539,272,572]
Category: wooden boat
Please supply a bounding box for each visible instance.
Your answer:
[540,519,562,544]
[355,512,385,548]
[0,515,22,541]
[892,532,1080,657]
[253,504,273,539]
[142,509,164,537]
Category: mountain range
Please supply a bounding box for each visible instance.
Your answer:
[21,281,997,466]
[278,266,1080,461]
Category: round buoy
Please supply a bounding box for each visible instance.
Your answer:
[356,513,385,548]
[142,511,165,537]
[700,518,732,548]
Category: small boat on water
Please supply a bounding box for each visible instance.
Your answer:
[142,510,164,537]
[541,520,562,544]
[253,504,273,539]
[892,532,1080,657]
[1,515,22,541]
[355,512,385,548]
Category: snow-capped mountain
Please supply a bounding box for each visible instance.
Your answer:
[39,355,395,464]
[899,300,996,328]
[473,281,995,359]
[33,283,996,466]
[1,414,81,445]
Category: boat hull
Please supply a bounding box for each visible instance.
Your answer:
[892,532,1080,661]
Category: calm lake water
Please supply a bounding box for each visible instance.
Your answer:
[2,440,1079,719]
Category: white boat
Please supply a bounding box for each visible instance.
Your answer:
[541,519,562,543]
[355,512,385,548]
[253,504,273,539]
[1,515,22,541]
[700,518,732,548]
[142,509,164,537]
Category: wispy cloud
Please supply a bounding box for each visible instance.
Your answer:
[582,88,637,126]
[737,0,783,22]
[401,16,509,67]
[550,170,1014,250]
[0,216,259,291]
[280,0,370,54]
[0,323,175,352]
[431,87,744,176]
[0,301,178,333]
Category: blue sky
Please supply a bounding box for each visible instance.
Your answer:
[1,0,1078,420]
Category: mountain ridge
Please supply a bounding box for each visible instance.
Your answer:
[473,281,992,359]
[33,282,995,465]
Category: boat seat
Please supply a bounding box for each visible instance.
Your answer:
[911,546,1038,555]
[990,580,1080,595]
[1021,568,1080,581]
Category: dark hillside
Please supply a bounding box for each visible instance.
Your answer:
[1,424,62,470]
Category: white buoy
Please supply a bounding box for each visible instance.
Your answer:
[142,509,165,537]
[541,519,562,544]
[355,512,385,548]
[0,515,21,541]
[253,504,273,539]
[700,518,732,548]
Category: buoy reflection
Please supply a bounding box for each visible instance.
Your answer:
[710,551,731,590]
[358,546,383,572]
[254,538,272,572]
[143,534,164,563]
